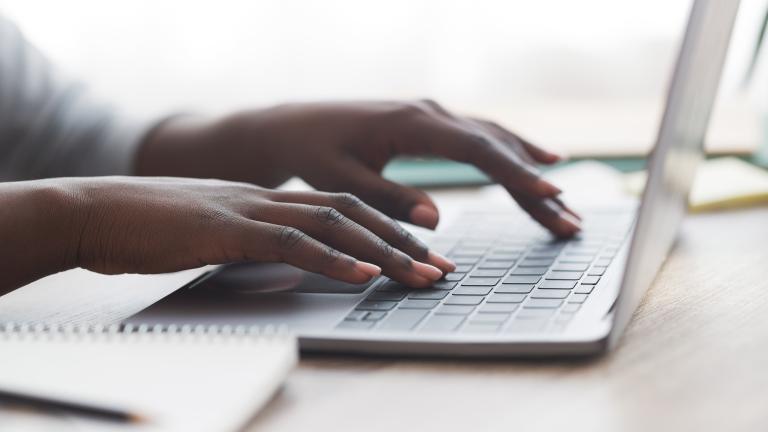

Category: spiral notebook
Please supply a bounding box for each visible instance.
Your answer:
[0,323,297,432]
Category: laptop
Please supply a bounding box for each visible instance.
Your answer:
[129,0,740,357]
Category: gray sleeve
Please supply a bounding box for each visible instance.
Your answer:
[0,16,156,180]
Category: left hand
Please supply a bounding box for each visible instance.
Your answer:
[137,100,581,237]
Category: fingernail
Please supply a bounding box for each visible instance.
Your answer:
[560,212,582,233]
[411,261,444,280]
[536,180,562,196]
[409,204,439,229]
[427,250,456,272]
[354,261,382,277]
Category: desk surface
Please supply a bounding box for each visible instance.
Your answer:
[246,206,768,432]
[2,191,767,432]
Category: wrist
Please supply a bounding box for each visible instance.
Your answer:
[0,180,86,292]
[134,115,218,177]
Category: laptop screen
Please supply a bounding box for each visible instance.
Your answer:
[609,0,741,347]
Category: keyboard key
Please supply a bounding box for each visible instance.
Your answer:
[451,250,485,258]
[479,303,519,313]
[558,254,594,263]
[452,257,480,265]
[471,313,510,323]
[552,263,589,272]
[595,258,612,266]
[408,289,449,300]
[487,293,526,303]
[588,266,607,276]
[568,294,589,304]
[377,309,429,331]
[516,308,556,319]
[461,278,500,286]
[399,299,440,309]
[364,311,387,321]
[524,299,563,308]
[366,291,406,301]
[454,265,473,273]
[376,281,408,292]
[581,276,601,285]
[430,281,457,290]
[462,322,501,333]
[443,272,466,282]
[337,320,375,330]
[445,295,484,306]
[506,320,547,333]
[575,286,594,294]
[560,304,581,313]
[526,251,561,259]
[486,254,520,261]
[519,258,554,267]
[436,305,476,315]
[510,266,548,275]
[494,284,534,294]
[356,300,397,311]
[345,310,368,321]
[539,280,577,289]
[530,289,570,299]
[419,314,466,332]
[470,269,506,278]
[478,261,515,269]
[503,275,541,284]
[493,248,525,255]
[454,286,493,296]
[546,271,583,280]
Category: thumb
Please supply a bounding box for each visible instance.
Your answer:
[335,162,440,229]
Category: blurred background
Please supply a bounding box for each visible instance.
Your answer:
[1,0,766,158]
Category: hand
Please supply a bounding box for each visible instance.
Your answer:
[0,177,455,294]
[138,100,581,237]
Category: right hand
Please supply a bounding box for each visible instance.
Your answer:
[54,177,454,288]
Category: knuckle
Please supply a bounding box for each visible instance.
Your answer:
[417,98,443,112]
[468,132,494,151]
[313,206,346,227]
[318,246,342,265]
[375,237,395,258]
[277,226,305,251]
[388,101,425,119]
[332,192,363,209]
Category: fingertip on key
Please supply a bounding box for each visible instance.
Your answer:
[354,261,382,278]
[409,204,439,229]
[559,212,582,236]
[412,260,444,281]
[535,180,562,196]
[427,250,456,273]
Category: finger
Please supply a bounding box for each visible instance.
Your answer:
[272,190,455,272]
[250,202,443,287]
[323,161,442,230]
[398,116,562,199]
[551,196,582,221]
[237,220,383,284]
[473,119,562,165]
[515,196,582,238]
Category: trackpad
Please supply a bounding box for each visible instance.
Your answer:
[191,262,373,295]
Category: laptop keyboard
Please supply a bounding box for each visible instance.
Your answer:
[337,209,634,334]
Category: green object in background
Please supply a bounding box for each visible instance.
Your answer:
[383,157,647,188]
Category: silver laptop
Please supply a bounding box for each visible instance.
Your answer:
[129,0,739,357]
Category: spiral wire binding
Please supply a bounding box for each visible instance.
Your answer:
[0,322,291,343]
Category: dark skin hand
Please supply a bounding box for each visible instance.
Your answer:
[0,100,580,294]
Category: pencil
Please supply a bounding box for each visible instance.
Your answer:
[0,388,147,423]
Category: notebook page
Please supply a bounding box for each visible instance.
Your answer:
[0,327,297,432]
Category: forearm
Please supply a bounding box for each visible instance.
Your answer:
[134,110,291,187]
[0,180,82,294]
